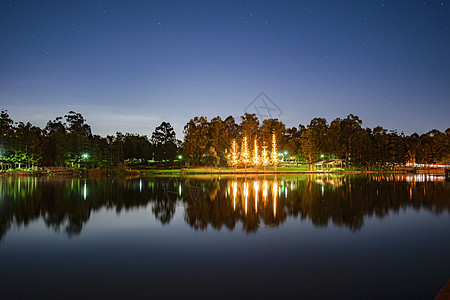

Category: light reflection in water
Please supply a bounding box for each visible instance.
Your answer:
[273,181,278,218]
[227,179,282,219]
[244,181,249,215]
[263,180,268,205]
[254,181,259,212]
[0,174,449,241]
[233,181,237,211]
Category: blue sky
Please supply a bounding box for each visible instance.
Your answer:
[1,0,449,138]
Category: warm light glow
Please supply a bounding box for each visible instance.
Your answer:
[272,181,278,217]
[253,138,259,166]
[254,181,259,212]
[262,142,269,166]
[241,137,250,165]
[230,140,239,166]
[233,181,237,211]
[272,132,278,165]
[262,180,268,205]
[244,181,249,215]
[227,137,280,168]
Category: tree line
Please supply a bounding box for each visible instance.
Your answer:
[183,113,450,167]
[0,110,179,169]
[1,109,449,169]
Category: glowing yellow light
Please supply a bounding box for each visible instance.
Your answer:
[229,139,239,167]
[263,180,268,204]
[254,181,259,212]
[272,132,278,166]
[244,181,249,215]
[233,181,237,211]
[241,136,250,166]
[253,138,259,166]
[273,181,278,217]
[261,142,269,166]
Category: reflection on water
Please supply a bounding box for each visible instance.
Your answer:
[0,174,449,240]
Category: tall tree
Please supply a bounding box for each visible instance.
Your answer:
[223,115,240,141]
[285,125,304,164]
[151,122,178,162]
[183,117,209,166]
[0,110,14,169]
[239,113,260,142]
[301,118,329,162]
[339,114,365,164]
[208,116,229,163]
[44,117,67,166]
[259,118,286,150]
[64,111,92,136]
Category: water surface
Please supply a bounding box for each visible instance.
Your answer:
[1,174,449,299]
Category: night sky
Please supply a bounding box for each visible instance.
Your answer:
[1,1,449,138]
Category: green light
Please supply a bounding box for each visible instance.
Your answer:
[320,154,324,158]
[178,155,182,160]
[82,153,89,159]
[284,151,288,155]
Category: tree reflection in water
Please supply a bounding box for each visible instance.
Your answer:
[0,174,449,240]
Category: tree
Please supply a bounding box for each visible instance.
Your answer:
[109,133,125,166]
[13,122,43,169]
[208,116,229,164]
[301,118,328,162]
[223,115,240,141]
[339,114,366,165]
[202,147,220,170]
[0,110,14,170]
[123,134,153,162]
[44,116,67,166]
[259,118,286,150]
[372,126,389,166]
[183,117,209,166]
[64,111,92,137]
[151,122,178,162]
[239,113,260,142]
[285,125,304,164]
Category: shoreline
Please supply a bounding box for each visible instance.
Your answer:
[0,167,446,177]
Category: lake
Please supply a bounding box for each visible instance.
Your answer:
[0,174,449,299]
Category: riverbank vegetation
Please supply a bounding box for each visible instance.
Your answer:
[0,109,448,172]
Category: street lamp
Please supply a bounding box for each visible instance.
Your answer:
[82,153,89,169]
[178,155,182,169]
